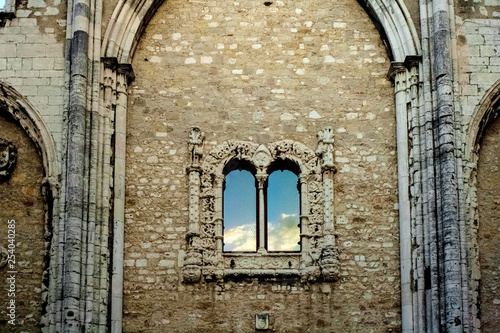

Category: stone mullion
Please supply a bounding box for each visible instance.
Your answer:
[256,172,268,253]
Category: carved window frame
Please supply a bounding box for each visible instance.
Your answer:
[183,127,340,283]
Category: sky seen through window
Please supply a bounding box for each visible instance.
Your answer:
[223,169,300,252]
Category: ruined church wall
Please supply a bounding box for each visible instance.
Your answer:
[0,113,45,331]
[455,0,500,124]
[454,0,500,330]
[123,0,401,331]
[476,116,500,333]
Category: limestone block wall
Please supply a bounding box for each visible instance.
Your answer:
[0,113,45,331]
[476,116,500,333]
[0,0,67,153]
[455,0,500,330]
[455,2,500,123]
[123,0,400,331]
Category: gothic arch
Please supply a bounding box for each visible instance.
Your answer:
[0,81,59,181]
[101,1,421,331]
[102,0,420,63]
[463,78,500,332]
[465,78,500,161]
[0,81,60,330]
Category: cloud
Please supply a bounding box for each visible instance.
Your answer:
[223,214,300,252]
[224,224,256,251]
[268,213,300,251]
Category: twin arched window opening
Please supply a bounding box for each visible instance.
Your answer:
[223,158,301,253]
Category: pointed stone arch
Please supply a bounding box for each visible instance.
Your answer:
[0,81,61,330]
[465,78,500,161]
[102,0,420,63]
[463,78,500,332]
[101,1,421,331]
[0,82,59,180]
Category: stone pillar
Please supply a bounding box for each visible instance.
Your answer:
[183,128,205,284]
[316,127,339,282]
[108,60,135,333]
[388,59,415,333]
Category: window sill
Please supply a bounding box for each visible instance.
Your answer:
[223,268,301,279]
[224,252,300,270]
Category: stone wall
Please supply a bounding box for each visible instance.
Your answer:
[0,112,45,331]
[476,116,500,333]
[455,1,500,330]
[123,0,400,331]
[0,0,66,154]
[456,3,500,123]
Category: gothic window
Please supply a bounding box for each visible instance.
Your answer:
[222,159,301,253]
[183,127,340,283]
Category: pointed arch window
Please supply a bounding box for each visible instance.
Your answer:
[223,160,257,252]
[222,158,301,253]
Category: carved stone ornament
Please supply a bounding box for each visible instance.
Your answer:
[319,246,340,281]
[316,127,337,172]
[0,138,17,182]
[182,128,339,283]
[0,246,8,269]
[188,127,205,169]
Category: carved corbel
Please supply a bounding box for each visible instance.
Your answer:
[319,246,340,281]
[183,250,203,283]
[0,138,17,182]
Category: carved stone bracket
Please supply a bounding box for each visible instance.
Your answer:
[0,138,17,182]
[0,246,8,269]
[182,128,339,283]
